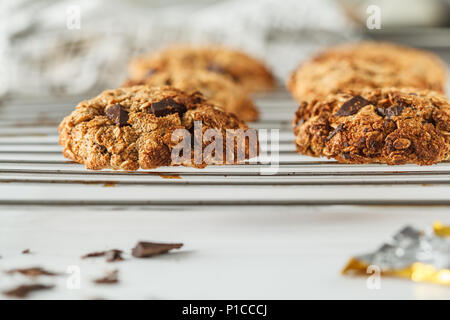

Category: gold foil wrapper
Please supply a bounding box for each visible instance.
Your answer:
[342,223,450,285]
[433,221,450,237]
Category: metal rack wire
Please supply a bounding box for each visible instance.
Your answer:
[1,89,450,206]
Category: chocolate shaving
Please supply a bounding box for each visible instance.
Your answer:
[93,270,119,284]
[327,123,344,141]
[22,249,30,254]
[6,267,59,277]
[82,251,106,259]
[146,98,187,117]
[131,241,183,258]
[105,103,129,127]
[105,250,124,262]
[335,96,370,116]
[3,284,54,298]
[82,249,124,262]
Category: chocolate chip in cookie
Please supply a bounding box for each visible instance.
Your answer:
[207,63,239,82]
[106,104,129,127]
[385,105,405,118]
[376,105,405,119]
[207,63,226,74]
[145,69,157,77]
[327,123,344,141]
[335,96,370,116]
[146,98,187,117]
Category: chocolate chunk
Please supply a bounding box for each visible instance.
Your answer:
[375,107,386,117]
[131,241,183,258]
[207,63,238,81]
[376,105,405,119]
[327,123,344,141]
[93,270,119,284]
[335,96,370,116]
[384,105,404,118]
[95,144,107,154]
[191,92,205,104]
[3,284,54,298]
[22,249,30,254]
[6,267,59,277]
[105,250,124,262]
[356,137,366,149]
[342,152,351,159]
[105,103,129,127]
[423,117,436,127]
[146,98,187,117]
[367,135,381,150]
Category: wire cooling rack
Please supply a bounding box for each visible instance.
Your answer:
[1,88,450,206]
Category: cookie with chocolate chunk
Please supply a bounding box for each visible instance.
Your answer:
[58,86,257,170]
[124,70,259,121]
[127,46,275,93]
[293,88,450,165]
[288,42,447,102]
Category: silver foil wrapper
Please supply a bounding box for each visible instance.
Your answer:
[343,222,450,285]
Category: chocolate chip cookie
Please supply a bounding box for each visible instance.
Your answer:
[124,69,259,121]
[127,46,275,93]
[288,42,447,102]
[58,86,258,170]
[293,88,450,165]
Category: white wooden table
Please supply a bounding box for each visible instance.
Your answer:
[1,89,450,299]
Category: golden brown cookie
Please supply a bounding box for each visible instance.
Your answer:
[124,70,259,122]
[293,87,450,165]
[127,46,275,93]
[288,42,447,102]
[58,86,258,170]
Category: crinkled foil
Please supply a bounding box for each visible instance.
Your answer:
[342,222,450,285]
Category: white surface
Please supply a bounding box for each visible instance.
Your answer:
[1,205,450,300]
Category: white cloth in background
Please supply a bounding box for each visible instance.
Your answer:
[0,0,358,97]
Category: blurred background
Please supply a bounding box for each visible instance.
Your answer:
[1,0,450,98]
